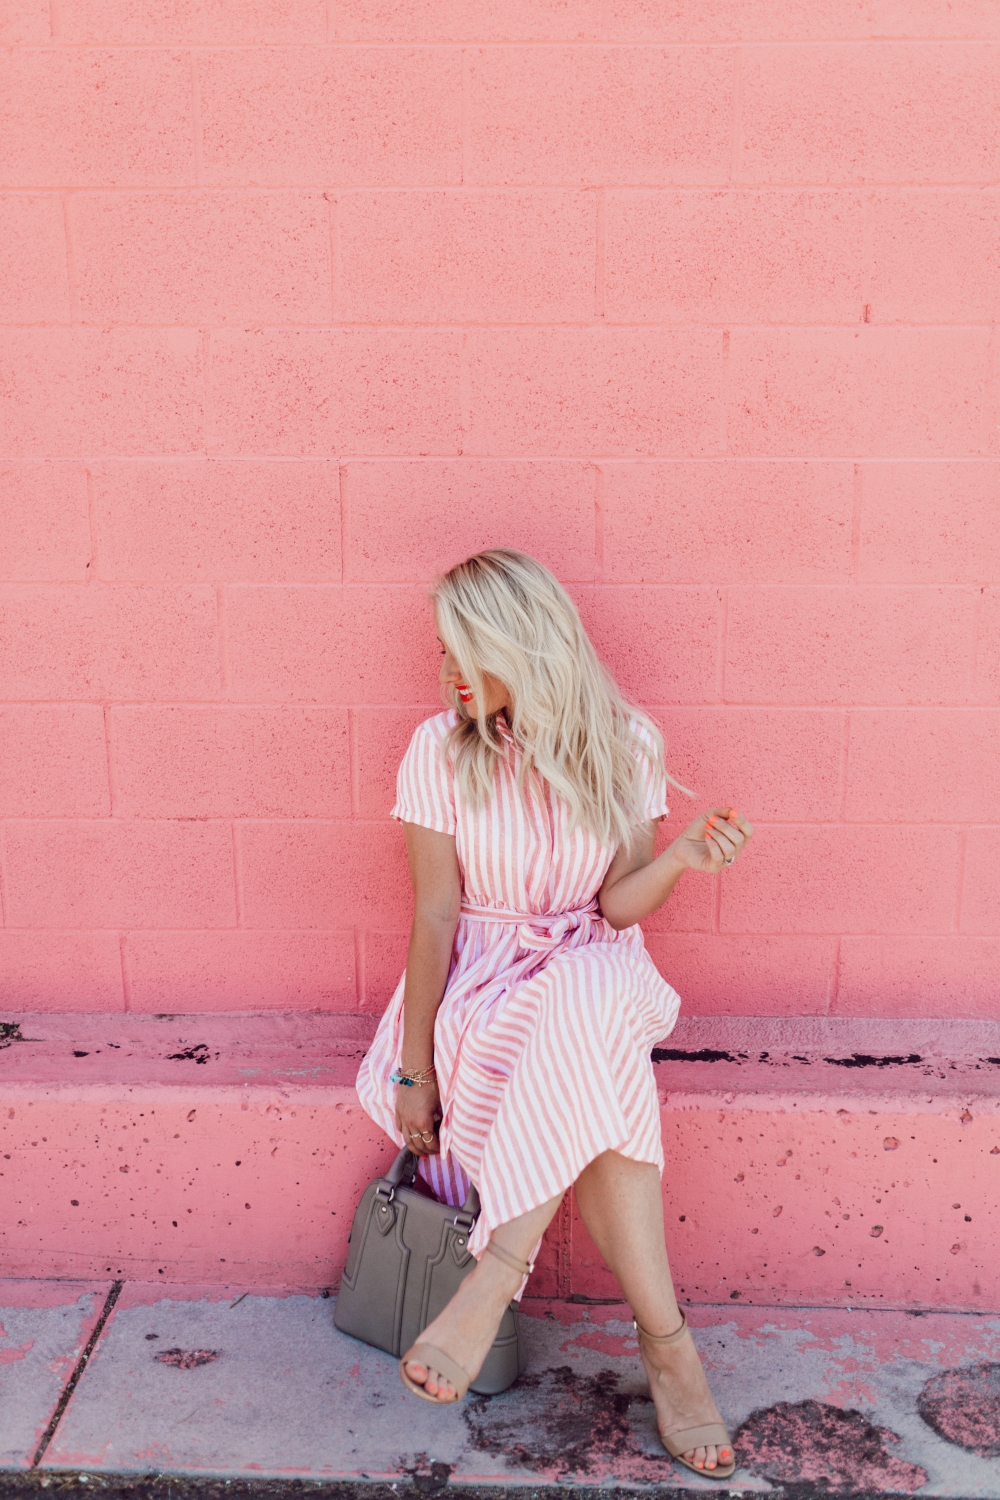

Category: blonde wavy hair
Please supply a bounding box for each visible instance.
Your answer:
[432,549,688,849]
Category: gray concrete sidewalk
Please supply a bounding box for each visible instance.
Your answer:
[2,1281,1000,1496]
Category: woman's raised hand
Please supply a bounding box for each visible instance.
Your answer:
[395,1079,442,1157]
[673,807,754,874]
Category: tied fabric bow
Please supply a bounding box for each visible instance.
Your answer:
[460,900,601,954]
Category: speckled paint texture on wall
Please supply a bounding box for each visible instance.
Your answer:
[1,2,997,1019]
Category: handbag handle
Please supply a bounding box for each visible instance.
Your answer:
[383,1146,481,1219]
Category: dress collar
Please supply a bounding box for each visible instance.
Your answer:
[494,709,516,745]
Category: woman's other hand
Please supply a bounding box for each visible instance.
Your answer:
[673,807,754,874]
[395,1080,442,1156]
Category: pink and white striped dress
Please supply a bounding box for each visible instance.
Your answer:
[356,709,681,1265]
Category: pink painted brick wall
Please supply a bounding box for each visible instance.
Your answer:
[1,4,997,1019]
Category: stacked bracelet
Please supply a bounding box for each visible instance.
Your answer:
[390,1065,437,1088]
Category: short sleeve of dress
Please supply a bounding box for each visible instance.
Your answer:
[391,717,457,836]
[632,720,669,823]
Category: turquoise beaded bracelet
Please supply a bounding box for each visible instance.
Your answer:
[390,1066,437,1087]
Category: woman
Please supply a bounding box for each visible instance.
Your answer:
[357,550,752,1479]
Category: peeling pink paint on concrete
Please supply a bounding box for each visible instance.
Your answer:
[0,1340,33,1363]
[559,1329,639,1358]
[0,1280,109,1311]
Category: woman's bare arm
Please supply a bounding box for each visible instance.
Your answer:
[599,807,753,931]
[395,822,462,1155]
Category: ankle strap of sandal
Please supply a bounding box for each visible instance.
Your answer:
[485,1239,534,1277]
[634,1310,688,1344]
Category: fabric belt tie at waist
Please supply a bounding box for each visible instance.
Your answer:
[460,901,600,952]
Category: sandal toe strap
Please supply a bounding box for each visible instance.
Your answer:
[660,1423,733,1458]
[402,1343,471,1399]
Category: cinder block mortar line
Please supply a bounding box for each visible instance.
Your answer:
[716,586,729,703]
[593,463,604,583]
[458,330,470,450]
[348,709,360,818]
[336,461,345,583]
[47,0,60,40]
[118,932,131,1011]
[971,584,985,687]
[987,324,999,460]
[720,327,730,453]
[216,584,230,694]
[14,37,1000,49]
[828,937,841,1014]
[860,186,875,327]
[0,923,361,934]
[189,50,203,185]
[231,822,243,928]
[593,187,605,320]
[60,193,78,325]
[14,452,997,472]
[4,316,994,330]
[355,927,366,1009]
[837,712,851,822]
[102,703,118,816]
[82,463,97,578]
[4,454,997,470]
[9,183,1000,197]
[850,464,863,581]
[955,828,968,934]
[729,46,742,181]
[327,193,339,321]
[460,47,470,184]
[9,178,1000,191]
[0,825,8,926]
[201,327,215,455]
[6,316,1000,330]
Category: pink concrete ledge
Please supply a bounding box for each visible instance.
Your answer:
[1,1013,998,1312]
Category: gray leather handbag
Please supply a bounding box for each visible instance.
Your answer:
[334,1147,524,1394]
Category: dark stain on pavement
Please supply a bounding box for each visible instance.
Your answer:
[463,1365,669,1480]
[823,1053,922,1068]
[153,1347,219,1369]
[651,1047,747,1064]
[735,1398,927,1492]
[918,1361,1000,1457]
[166,1043,216,1064]
[397,1459,453,1496]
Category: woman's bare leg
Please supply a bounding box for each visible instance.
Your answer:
[574,1151,733,1474]
[403,1191,563,1401]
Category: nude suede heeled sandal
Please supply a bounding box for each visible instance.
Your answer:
[399,1241,533,1404]
[634,1313,737,1479]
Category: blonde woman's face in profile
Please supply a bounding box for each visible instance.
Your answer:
[436,615,509,721]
